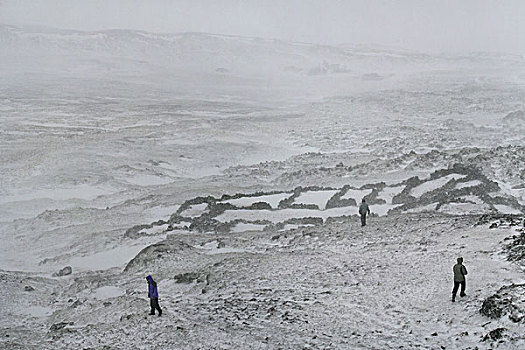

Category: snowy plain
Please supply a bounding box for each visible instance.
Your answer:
[0,25,524,349]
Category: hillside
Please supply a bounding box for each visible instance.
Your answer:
[0,25,524,349]
[1,213,524,349]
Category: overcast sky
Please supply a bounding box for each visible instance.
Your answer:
[1,0,523,54]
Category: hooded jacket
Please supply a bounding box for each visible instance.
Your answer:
[146,275,159,299]
[359,202,370,216]
[453,259,468,282]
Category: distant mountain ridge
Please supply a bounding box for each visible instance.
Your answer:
[2,24,522,76]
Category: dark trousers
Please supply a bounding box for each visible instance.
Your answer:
[361,214,367,227]
[150,297,162,315]
[452,281,466,299]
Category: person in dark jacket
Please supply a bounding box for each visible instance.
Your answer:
[358,199,371,227]
[452,257,468,302]
[146,275,162,316]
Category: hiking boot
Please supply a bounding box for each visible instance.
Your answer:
[460,293,466,297]
[158,310,162,316]
[451,297,455,302]
[149,312,155,315]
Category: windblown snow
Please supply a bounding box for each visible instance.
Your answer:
[0,25,524,349]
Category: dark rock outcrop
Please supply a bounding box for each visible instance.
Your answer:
[49,322,74,332]
[480,284,525,323]
[174,272,209,284]
[53,266,72,277]
[476,214,524,227]
[124,224,153,238]
[124,241,194,272]
[482,328,507,342]
[248,202,272,210]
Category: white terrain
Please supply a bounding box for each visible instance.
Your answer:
[0,25,524,349]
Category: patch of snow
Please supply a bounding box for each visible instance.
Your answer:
[196,240,256,254]
[180,203,208,218]
[370,203,403,216]
[410,174,467,197]
[170,221,191,229]
[493,205,523,215]
[20,305,53,318]
[340,188,373,201]
[406,203,438,213]
[0,184,118,203]
[68,244,154,271]
[230,223,266,233]
[140,224,169,235]
[222,193,292,209]
[496,181,525,206]
[92,286,125,300]
[279,224,315,231]
[125,174,173,186]
[459,195,483,204]
[203,247,256,255]
[216,202,401,223]
[294,190,339,210]
[199,240,221,250]
[439,202,491,215]
[143,205,180,221]
[455,180,482,189]
[377,185,405,204]
[217,207,350,223]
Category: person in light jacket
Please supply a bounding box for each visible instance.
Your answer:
[452,257,468,302]
[146,275,162,316]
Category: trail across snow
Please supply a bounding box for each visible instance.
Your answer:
[1,213,523,349]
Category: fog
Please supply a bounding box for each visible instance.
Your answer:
[1,0,524,54]
[2,1,525,349]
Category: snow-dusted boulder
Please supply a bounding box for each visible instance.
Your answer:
[480,284,525,323]
[53,266,72,277]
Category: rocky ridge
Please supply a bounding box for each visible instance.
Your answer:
[126,162,523,237]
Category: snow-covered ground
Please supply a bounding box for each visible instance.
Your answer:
[411,174,467,197]
[221,193,292,209]
[1,214,524,349]
[341,188,373,202]
[294,190,339,210]
[1,25,524,348]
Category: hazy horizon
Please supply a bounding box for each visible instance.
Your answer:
[1,0,524,55]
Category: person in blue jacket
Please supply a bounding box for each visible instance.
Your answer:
[146,275,162,316]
